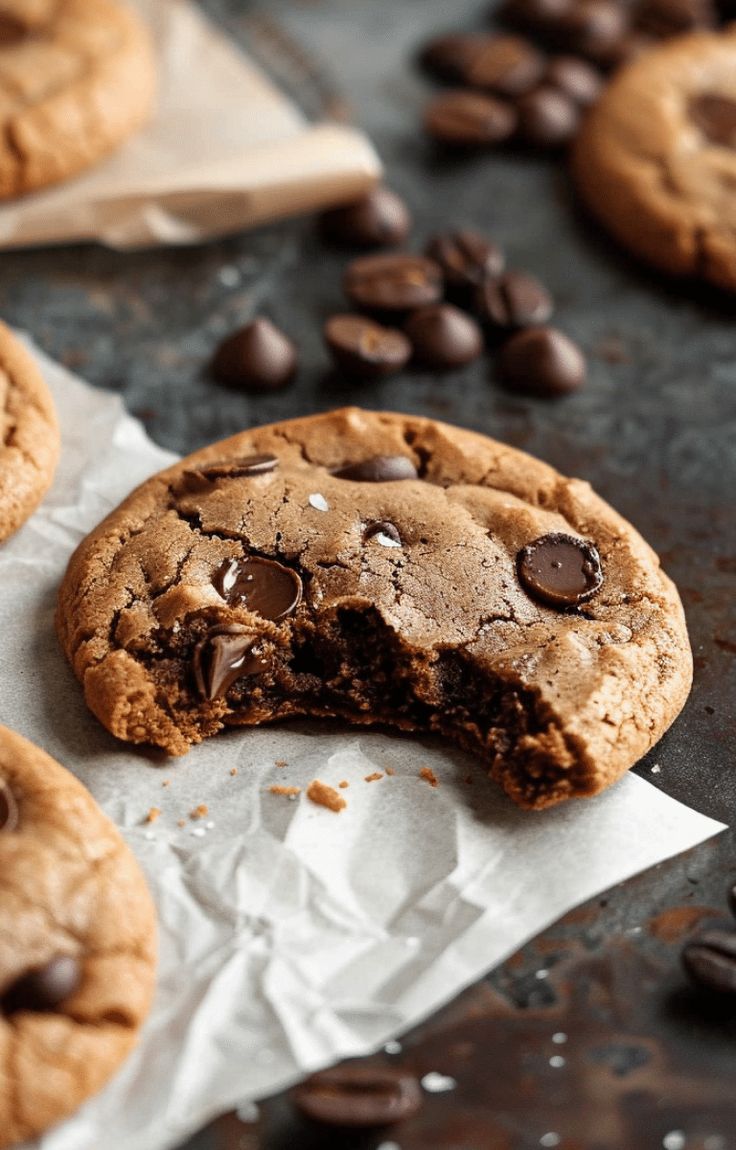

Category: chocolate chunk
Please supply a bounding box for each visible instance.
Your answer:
[465,35,547,97]
[193,625,268,701]
[332,456,418,482]
[405,304,484,370]
[517,533,603,607]
[516,86,581,147]
[476,271,554,331]
[3,956,81,1014]
[424,90,518,148]
[690,94,736,148]
[425,230,505,293]
[211,318,297,392]
[184,454,279,488]
[214,556,303,620]
[343,254,443,313]
[683,930,736,994]
[498,326,586,396]
[0,780,18,833]
[294,1064,423,1128]
[319,186,412,249]
[365,520,402,547]
[635,0,716,38]
[418,33,484,83]
[324,315,411,378]
[545,56,603,107]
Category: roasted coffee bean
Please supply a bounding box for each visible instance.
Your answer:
[193,625,268,701]
[424,89,518,147]
[635,0,716,38]
[516,85,581,147]
[3,956,82,1014]
[418,33,484,83]
[212,318,297,392]
[690,94,736,147]
[332,456,419,482]
[214,557,302,621]
[465,34,547,97]
[499,0,577,35]
[405,303,484,370]
[294,1064,423,1128]
[324,315,411,378]
[343,254,443,313]
[683,929,736,994]
[545,55,603,107]
[0,779,18,832]
[425,229,505,293]
[550,2,630,66]
[476,270,554,331]
[498,326,586,396]
[319,186,412,249]
[517,532,603,607]
[364,520,402,547]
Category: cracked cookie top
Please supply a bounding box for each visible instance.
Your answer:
[57,408,692,809]
[572,26,736,291]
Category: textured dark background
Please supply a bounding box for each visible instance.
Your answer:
[4,1,735,1146]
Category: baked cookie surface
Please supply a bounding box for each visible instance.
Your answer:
[0,0,155,200]
[0,322,59,543]
[573,27,736,291]
[58,407,692,810]
[0,724,156,1147]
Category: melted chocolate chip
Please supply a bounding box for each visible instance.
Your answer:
[332,456,419,482]
[0,780,18,833]
[294,1064,423,1128]
[517,533,603,607]
[193,625,268,701]
[365,520,402,547]
[214,557,303,621]
[183,454,279,488]
[3,956,81,1014]
[690,94,736,148]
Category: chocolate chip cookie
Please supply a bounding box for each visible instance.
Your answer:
[0,0,155,200]
[0,322,59,543]
[572,27,736,290]
[57,408,692,810]
[0,724,156,1147]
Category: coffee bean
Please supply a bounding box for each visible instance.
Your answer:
[499,0,576,36]
[193,625,268,701]
[214,556,303,620]
[425,230,505,293]
[424,89,518,147]
[465,35,547,97]
[545,55,603,107]
[635,0,716,38]
[418,33,484,83]
[212,318,297,392]
[294,1064,423,1128]
[683,930,736,994]
[324,315,411,378]
[498,326,586,396]
[517,532,603,607]
[476,271,554,332]
[0,779,18,833]
[728,883,736,919]
[551,2,630,66]
[343,254,443,313]
[3,956,82,1014]
[365,520,402,547]
[609,31,656,67]
[516,85,581,147]
[332,456,419,482]
[319,186,412,249]
[690,94,736,148]
[405,304,484,370]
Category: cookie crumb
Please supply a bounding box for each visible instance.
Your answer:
[385,767,396,776]
[420,767,439,788]
[338,780,349,789]
[162,779,171,788]
[307,779,347,812]
[269,785,301,797]
[364,771,384,783]
[177,818,187,828]
[275,759,288,768]
[190,804,209,820]
[230,768,238,777]
[145,807,161,823]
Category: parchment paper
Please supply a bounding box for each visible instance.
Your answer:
[0,0,381,250]
[0,340,723,1150]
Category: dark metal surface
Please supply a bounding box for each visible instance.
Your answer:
[2,1,734,1146]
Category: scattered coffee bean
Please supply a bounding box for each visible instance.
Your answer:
[424,89,518,147]
[683,929,736,994]
[516,85,581,147]
[517,532,603,607]
[545,55,603,106]
[498,325,586,395]
[365,520,402,547]
[418,33,484,83]
[212,317,297,392]
[690,94,736,148]
[425,229,505,293]
[0,779,18,832]
[550,2,630,66]
[476,270,554,331]
[332,456,419,482]
[294,1064,423,1128]
[319,186,412,249]
[324,314,411,378]
[343,254,443,313]
[465,34,547,97]
[193,625,268,701]
[499,0,577,36]
[3,956,82,1014]
[635,0,716,37]
[213,556,303,620]
[405,303,484,370]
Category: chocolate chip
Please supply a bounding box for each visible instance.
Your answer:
[332,456,419,482]
[424,90,518,148]
[0,780,18,833]
[365,521,402,547]
[498,326,586,396]
[343,254,443,313]
[516,85,581,147]
[683,930,736,994]
[3,956,81,1014]
[476,271,554,332]
[294,1064,423,1128]
[193,625,268,701]
[545,55,603,107]
[319,186,412,249]
[211,318,297,392]
[425,230,506,293]
[418,33,484,83]
[185,454,279,485]
[517,533,603,607]
[214,557,303,620]
[324,315,411,378]
[465,35,547,97]
[690,94,736,148]
[405,304,484,370]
